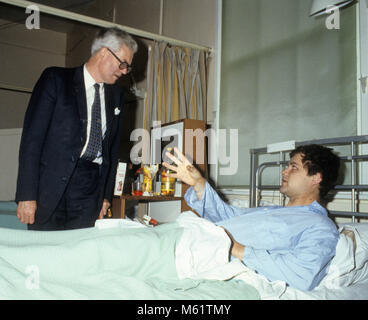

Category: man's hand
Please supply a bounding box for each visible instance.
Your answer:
[162,147,206,200]
[17,200,37,225]
[98,199,111,219]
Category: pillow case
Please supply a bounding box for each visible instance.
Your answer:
[319,224,368,289]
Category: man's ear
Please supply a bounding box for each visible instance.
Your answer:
[94,47,106,59]
[312,172,322,185]
[102,47,107,57]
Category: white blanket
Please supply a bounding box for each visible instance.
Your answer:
[175,211,236,280]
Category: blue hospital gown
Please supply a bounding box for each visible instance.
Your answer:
[184,182,339,291]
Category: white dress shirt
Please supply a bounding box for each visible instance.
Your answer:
[80,64,107,164]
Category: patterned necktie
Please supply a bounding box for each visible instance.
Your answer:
[83,83,102,161]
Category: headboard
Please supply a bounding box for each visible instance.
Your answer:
[249,135,368,222]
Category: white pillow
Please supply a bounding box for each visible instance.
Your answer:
[339,223,368,284]
[319,224,368,289]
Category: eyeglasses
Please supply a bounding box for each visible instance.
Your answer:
[106,48,132,73]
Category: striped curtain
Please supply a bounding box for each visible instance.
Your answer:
[143,41,209,130]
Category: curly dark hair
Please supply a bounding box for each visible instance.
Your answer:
[290,144,340,198]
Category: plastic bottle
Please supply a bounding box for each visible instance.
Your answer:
[160,168,176,196]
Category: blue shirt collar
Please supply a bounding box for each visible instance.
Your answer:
[308,200,328,216]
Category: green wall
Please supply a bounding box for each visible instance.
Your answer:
[219,0,357,187]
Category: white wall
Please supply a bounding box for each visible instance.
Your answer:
[0,21,66,129]
[0,129,22,201]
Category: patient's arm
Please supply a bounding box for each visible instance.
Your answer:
[163,147,206,200]
[231,241,246,260]
[223,227,245,260]
[164,149,252,221]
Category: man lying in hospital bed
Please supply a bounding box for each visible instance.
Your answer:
[163,144,340,292]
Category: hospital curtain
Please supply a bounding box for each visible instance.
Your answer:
[143,41,209,131]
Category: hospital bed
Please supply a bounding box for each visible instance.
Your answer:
[0,213,260,300]
[0,136,367,300]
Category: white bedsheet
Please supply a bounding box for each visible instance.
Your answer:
[175,211,233,280]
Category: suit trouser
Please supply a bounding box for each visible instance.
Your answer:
[28,158,102,231]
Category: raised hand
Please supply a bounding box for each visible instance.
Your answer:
[162,147,206,199]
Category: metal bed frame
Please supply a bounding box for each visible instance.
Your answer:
[249,135,368,222]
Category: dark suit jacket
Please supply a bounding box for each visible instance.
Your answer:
[15,66,125,223]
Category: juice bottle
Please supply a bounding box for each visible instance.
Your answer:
[160,168,176,196]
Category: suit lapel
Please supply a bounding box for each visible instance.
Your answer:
[73,66,88,146]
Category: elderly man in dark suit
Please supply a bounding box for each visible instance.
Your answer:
[15,28,137,230]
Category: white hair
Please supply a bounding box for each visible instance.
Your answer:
[91,27,138,55]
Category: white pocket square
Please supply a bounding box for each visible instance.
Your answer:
[114,107,120,115]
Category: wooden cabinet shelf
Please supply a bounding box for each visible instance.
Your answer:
[120,195,183,201]
[112,194,184,219]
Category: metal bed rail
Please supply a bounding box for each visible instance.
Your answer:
[249,135,368,222]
